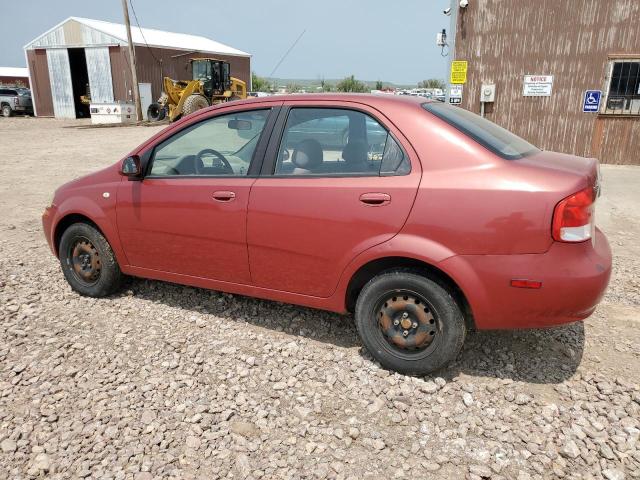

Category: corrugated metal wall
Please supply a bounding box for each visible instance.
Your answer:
[454,0,640,164]
[108,46,132,102]
[0,77,30,87]
[133,46,251,102]
[85,47,114,103]
[27,50,53,116]
[46,49,75,118]
[108,45,251,103]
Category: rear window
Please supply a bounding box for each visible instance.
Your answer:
[423,103,540,159]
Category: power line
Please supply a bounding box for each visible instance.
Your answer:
[268,29,306,79]
[128,0,162,66]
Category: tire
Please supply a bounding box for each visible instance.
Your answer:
[355,269,466,375]
[2,105,13,117]
[181,94,209,117]
[59,223,123,297]
[147,102,166,121]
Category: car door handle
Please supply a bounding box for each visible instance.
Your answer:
[359,192,391,206]
[212,191,236,202]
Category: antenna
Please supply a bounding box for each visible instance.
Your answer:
[269,30,306,79]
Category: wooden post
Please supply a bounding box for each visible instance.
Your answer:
[121,0,143,121]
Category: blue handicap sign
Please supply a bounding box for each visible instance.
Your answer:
[583,90,602,112]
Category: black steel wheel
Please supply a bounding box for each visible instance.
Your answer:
[355,269,466,375]
[59,223,123,297]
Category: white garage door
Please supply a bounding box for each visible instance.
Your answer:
[85,47,114,103]
[46,49,75,119]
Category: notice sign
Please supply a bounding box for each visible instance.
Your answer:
[523,75,553,96]
[449,85,463,104]
[450,61,468,84]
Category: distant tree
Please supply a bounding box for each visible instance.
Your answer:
[251,72,272,92]
[319,77,334,92]
[375,80,384,90]
[336,75,368,93]
[418,79,446,90]
[286,82,301,93]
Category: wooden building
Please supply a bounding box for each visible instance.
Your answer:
[449,0,640,164]
[0,67,30,88]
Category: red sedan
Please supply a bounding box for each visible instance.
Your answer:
[42,94,611,375]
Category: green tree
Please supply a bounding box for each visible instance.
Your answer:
[336,75,368,93]
[418,78,446,90]
[286,82,301,93]
[319,77,333,92]
[251,72,272,92]
[375,80,384,90]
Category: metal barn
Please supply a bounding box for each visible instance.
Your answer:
[24,17,251,119]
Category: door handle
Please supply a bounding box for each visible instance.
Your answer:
[359,192,391,206]
[212,191,236,202]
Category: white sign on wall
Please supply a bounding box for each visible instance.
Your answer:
[449,85,463,104]
[523,75,554,97]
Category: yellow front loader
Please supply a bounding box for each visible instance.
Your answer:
[147,58,247,122]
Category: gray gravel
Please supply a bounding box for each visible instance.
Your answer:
[1,118,639,479]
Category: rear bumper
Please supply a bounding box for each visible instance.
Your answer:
[14,105,33,112]
[440,227,612,329]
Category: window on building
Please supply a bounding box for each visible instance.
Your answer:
[604,59,640,115]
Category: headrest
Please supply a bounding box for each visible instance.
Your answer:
[342,139,368,165]
[292,139,323,169]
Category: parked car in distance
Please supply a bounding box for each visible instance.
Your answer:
[0,87,33,117]
[42,94,612,375]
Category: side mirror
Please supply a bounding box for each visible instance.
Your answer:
[120,155,142,178]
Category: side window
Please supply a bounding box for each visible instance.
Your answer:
[148,109,269,177]
[274,108,409,176]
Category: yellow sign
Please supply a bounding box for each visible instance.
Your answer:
[450,60,468,84]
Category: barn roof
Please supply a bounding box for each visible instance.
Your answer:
[24,17,250,58]
[0,67,29,77]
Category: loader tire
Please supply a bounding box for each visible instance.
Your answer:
[147,102,166,122]
[182,95,209,117]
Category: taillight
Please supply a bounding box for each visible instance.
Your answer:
[552,186,595,242]
[14,97,19,106]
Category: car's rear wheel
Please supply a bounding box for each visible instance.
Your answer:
[355,270,465,375]
[2,105,12,117]
[59,223,123,297]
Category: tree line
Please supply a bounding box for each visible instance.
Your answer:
[251,73,445,93]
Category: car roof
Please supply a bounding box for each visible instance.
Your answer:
[224,93,433,109]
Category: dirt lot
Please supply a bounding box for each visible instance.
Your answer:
[1,117,639,480]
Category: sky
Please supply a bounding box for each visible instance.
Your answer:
[2,0,451,84]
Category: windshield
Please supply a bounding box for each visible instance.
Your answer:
[423,103,539,159]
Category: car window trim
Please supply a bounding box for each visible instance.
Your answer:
[142,106,280,179]
[260,105,410,177]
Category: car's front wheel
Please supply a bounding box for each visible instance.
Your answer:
[59,223,123,297]
[355,270,466,375]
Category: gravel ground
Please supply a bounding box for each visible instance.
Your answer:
[1,117,639,480]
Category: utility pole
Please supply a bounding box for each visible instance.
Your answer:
[121,0,143,121]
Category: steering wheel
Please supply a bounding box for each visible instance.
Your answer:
[195,148,233,175]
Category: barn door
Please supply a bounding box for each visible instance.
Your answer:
[46,49,75,118]
[85,47,114,103]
